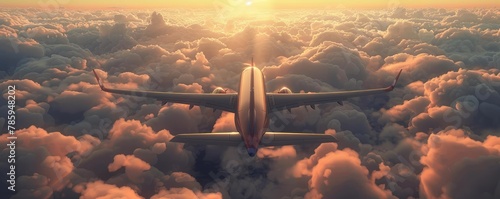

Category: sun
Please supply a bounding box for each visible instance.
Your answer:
[245,1,252,6]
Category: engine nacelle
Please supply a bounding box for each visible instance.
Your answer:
[277,87,292,94]
[212,87,227,94]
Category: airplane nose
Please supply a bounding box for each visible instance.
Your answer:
[247,147,257,157]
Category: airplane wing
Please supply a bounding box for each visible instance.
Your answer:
[170,132,336,146]
[92,69,238,112]
[266,69,402,112]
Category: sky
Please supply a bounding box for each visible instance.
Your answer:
[0,2,500,199]
[1,0,499,9]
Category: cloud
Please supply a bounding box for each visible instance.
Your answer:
[0,126,100,194]
[212,112,237,132]
[0,29,44,70]
[263,41,368,90]
[144,11,170,38]
[25,26,69,45]
[317,107,374,143]
[15,100,54,129]
[1,7,499,199]
[420,130,500,199]
[150,188,222,199]
[11,174,52,199]
[95,23,138,54]
[195,37,227,60]
[383,21,418,43]
[108,154,151,183]
[376,53,459,84]
[77,181,144,199]
[107,118,173,150]
[309,31,354,48]
[145,104,203,134]
[290,146,395,199]
[0,12,31,26]
[380,96,431,123]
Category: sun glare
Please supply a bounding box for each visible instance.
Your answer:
[0,0,497,9]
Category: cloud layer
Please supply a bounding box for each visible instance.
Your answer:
[1,6,499,199]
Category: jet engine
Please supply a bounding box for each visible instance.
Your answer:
[212,87,227,94]
[277,87,292,94]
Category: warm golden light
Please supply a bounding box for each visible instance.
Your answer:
[0,0,497,9]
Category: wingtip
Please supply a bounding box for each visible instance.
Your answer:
[169,136,179,143]
[92,69,105,90]
[395,69,402,83]
[386,69,403,91]
[327,135,338,142]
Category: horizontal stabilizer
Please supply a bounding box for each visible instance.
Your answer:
[170,132,243,146]
[260,132,337,146]
[170,132,337,147]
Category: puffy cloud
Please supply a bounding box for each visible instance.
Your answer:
[0,12,31,26]
[11,174,52,199]
[14,100,54,129]
[257,146,297,159]
[375,53,459,85]
[411,69,500,133]
[380,96,431,123]
[0,126,100,194]
[151,188,222,199]
[108,154,151,183]
[309,31,354,48]
[434,28,482,53]
[144,11,170,38]
[145,104,203,134]
[420,130,500,199]
[383,21,418,43]
[212,112,236,132]
[290,146,395,199]
[442,9,480,24]
[196,37,227,60]
[107,118,173,151]
[0,31,44,70]
[51,89,102,114]
[418,29,435,43]
[94,23,138,54]
[317,107,374,143]
[25,26,69,45]
[1,126,98,162]
[77,181,143,199]
[264,42,368,89]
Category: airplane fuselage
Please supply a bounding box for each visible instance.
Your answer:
[234,67,268,156]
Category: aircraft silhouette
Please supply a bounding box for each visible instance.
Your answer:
[93,63,401,156]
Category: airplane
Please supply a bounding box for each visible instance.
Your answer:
[92,64,402,157]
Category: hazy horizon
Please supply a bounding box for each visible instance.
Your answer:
[1,2,499,199]
[1,0,499,9]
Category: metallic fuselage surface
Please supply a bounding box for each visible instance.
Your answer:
[235,67,268,156]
